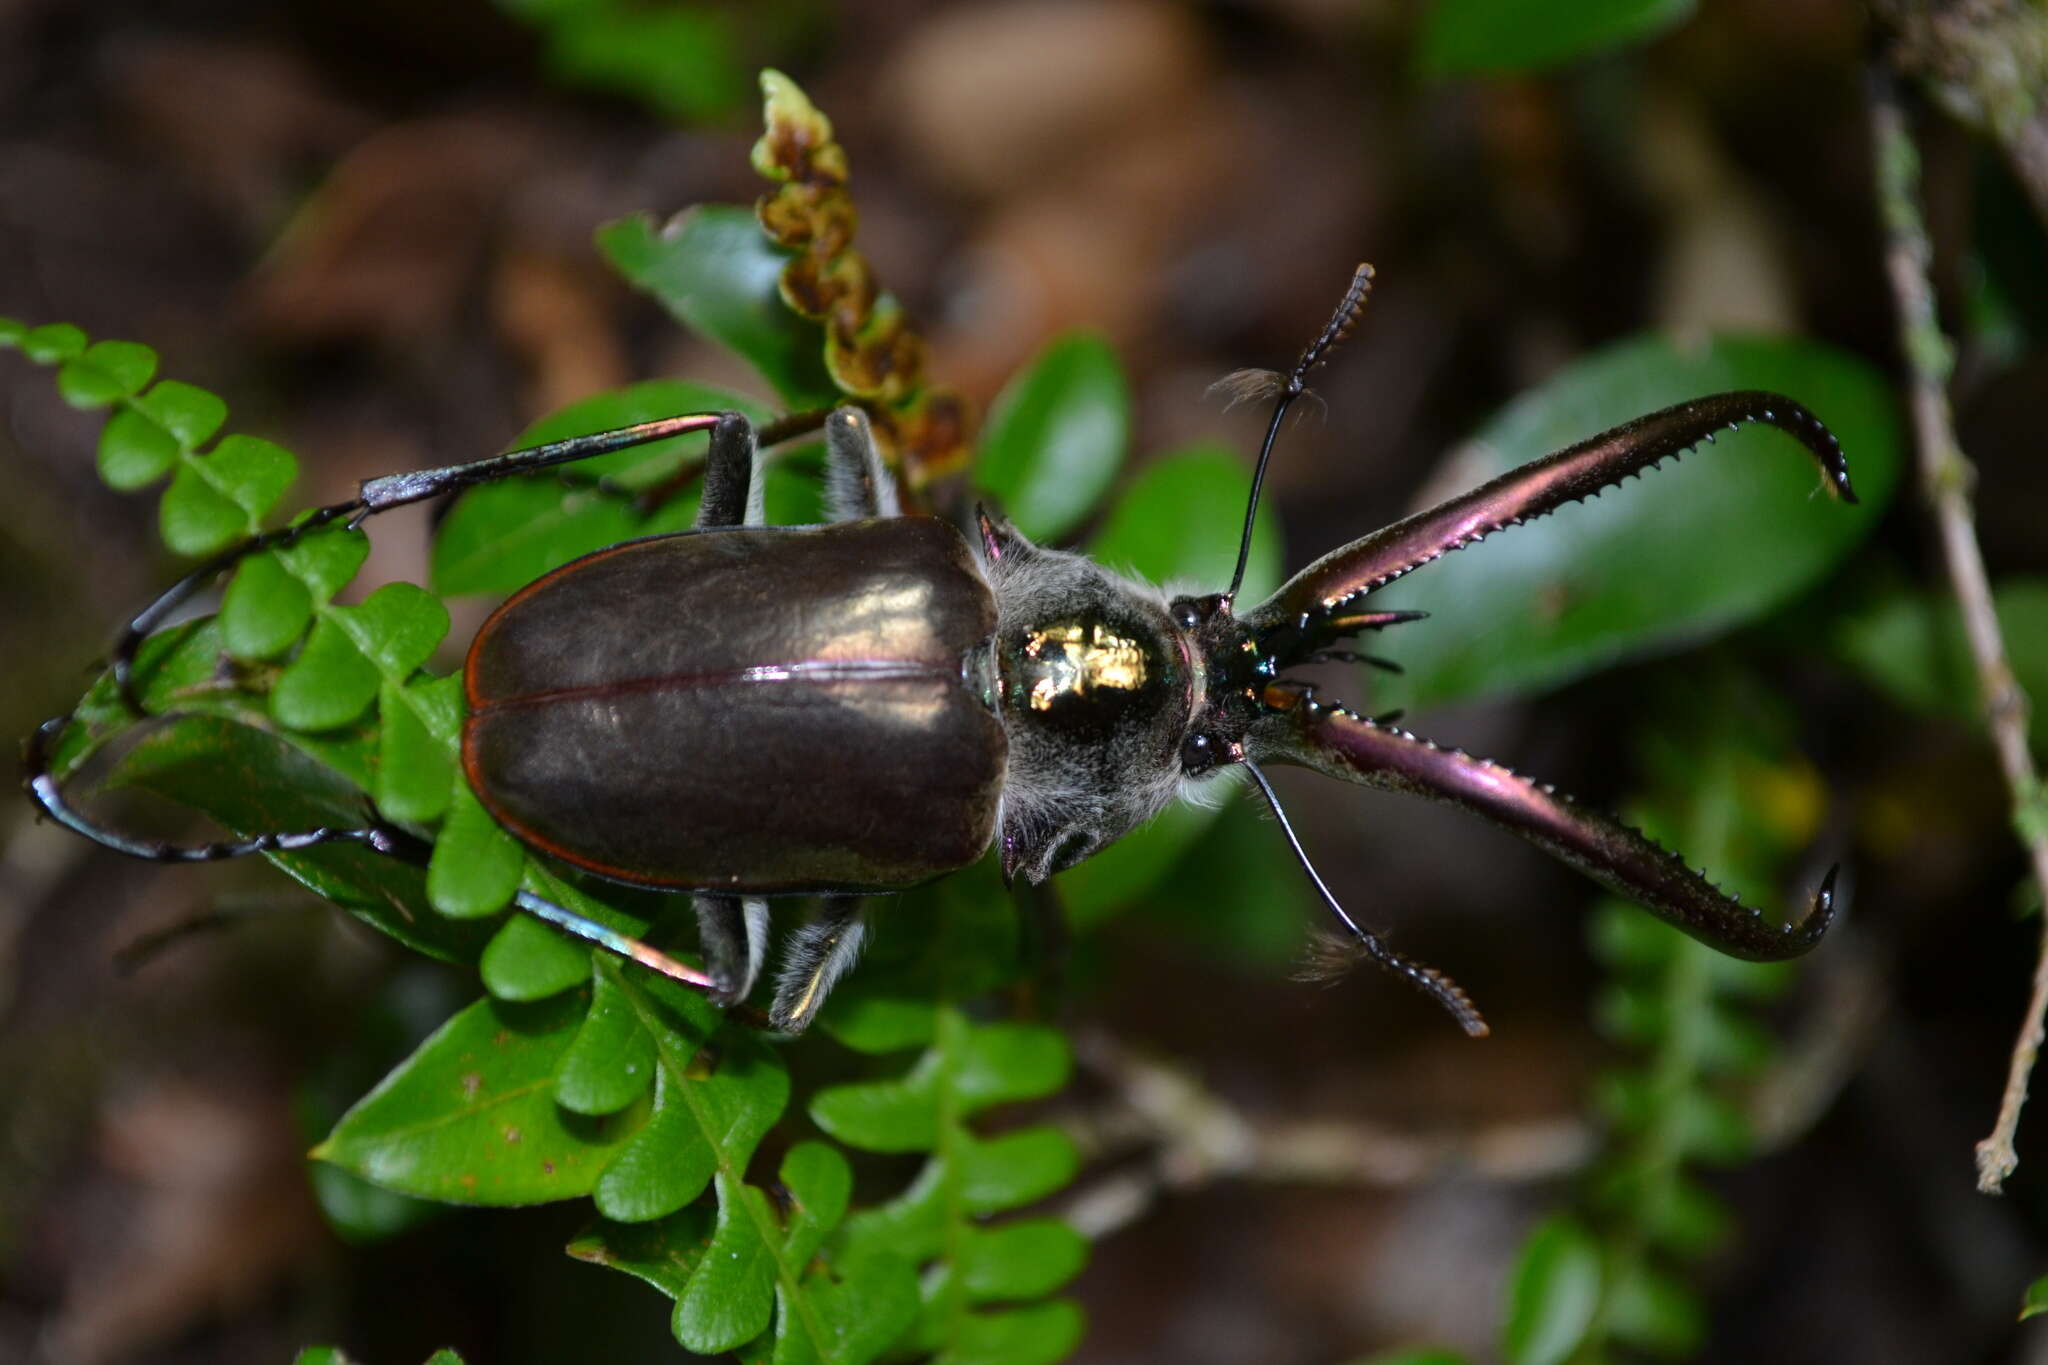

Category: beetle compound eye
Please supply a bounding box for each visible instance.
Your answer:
[1181,732,1215,772]
[1171,599,1202,629]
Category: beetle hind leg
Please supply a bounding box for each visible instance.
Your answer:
[769,897,868,1033]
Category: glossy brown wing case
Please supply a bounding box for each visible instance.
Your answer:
[463,516,1006,893]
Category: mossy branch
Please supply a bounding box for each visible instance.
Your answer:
[1869,67,2048,1195]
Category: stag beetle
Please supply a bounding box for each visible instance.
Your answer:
[26,265,1850,1035]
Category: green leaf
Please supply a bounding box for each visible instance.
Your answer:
[1092,443,1284,603]
[1671,1089,1750,1164]
[679,1172,779,1352]
[307,1160,441,1246]
[585,1204,914,1365]
[569,1203,712,1301]
[555,966,657,1117]
[282,526,374,602]
[220,551,315,660]
[778,1142,853,1266]
[432,380,764,597]
[315,993,647,1205]
[97,407,181,489]
[957,1220,1087,1301]
[1503,1215,1602,1365]
[2022,1273,2048,1320]
[820,992,938,1055]
[1640,1175,1731,1259]
[957,1128,1078,1215]
[159,462,249,556]
[1695,1000,1775,1074]
[1604,1261,1704,1357]
[599,206,837,408]
[758,1242,921,1365]
[22,322,86,362]
[377,675,461,824]
[602,958,795,1345]
[0,316,24,347]
[424,1352,467,1365]
[1371,335,1901,711]
[58,339,157,408]
[934,1301,1084,1365]
[809,1052,942,1152]
[481,910,591,1000]
[202,433,297,519]
[821,1006,1081,1361]
[1419,0,1694,77]
[519,2,746,122]
[333,582,450,677]
[955,1023,1070,1108]
[428,787,526,919]
[272,618,381,731]
[567,1204,716,1301]
[1833,579,2048,754]
[136,379,229,447]
[592,1068,709,1221]
[292,1349,357,1365]
[813,1021,1068,1152]
[979,332,1129,542]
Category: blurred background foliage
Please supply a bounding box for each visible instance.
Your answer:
[1,0,2045,1362]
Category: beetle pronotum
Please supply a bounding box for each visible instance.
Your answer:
[25,264,1849,1034]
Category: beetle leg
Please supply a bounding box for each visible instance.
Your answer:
[23,714,434,864]
[695,413,762,528]
[1244,392,1855,645]
[1251,700,1839,962]
[511,891,720,994]
[770,897,868,1033]
[693,894,771,1004]
[822,407,901,521]
[95,413,732,713]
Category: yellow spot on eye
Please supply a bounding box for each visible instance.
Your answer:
[1023,623,1149,710]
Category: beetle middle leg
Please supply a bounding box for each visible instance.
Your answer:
[690,895,772,1005]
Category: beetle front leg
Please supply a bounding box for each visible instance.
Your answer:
[770,897,868,1033]
[1253,701,1838,962]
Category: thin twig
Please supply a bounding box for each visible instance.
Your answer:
[1057,938,1886,1237]
[1870,69,2048,1194]
[1056,1030,1594,1239]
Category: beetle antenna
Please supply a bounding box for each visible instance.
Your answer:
[1243,760,1488,1037]
[1222,263,1374,603]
